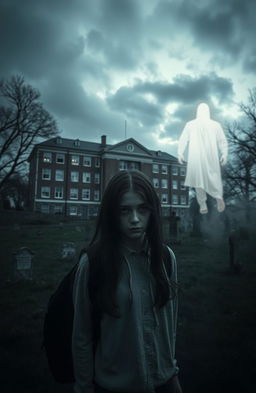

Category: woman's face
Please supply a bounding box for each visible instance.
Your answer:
[119,190,151,249]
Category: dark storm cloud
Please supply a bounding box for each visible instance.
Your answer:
[0,0,254,152]
[151,0,256,71]
[243,50,256,73]
[134,73,234,104]
[86,28,140,70]
[0,0,94,78]
[0,1,62,77]
[164,119,184,140]
[42,71,126,140]
[108,73,234,127]
[107,86,164,127]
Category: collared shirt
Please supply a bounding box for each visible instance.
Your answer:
[72,246,179,393]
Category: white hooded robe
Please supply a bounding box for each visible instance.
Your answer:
[178,103,228,200]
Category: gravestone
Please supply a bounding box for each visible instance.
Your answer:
[14,247,34,280]
[61,242,76,259]
[169,212,181,244]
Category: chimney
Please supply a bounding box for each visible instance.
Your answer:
[101,135,106,147]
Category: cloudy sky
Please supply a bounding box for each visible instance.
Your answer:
[1,0,256,156]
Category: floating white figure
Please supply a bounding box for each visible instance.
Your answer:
[178,103,228,214]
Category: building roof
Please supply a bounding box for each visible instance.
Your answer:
[29,136,178,163]
[35,137,109,152]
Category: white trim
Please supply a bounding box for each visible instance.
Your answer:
[34,150,39,209]
[170,204,189,208]
[102,154,153,163]
[35,199,100,205]
[104,149,152,158]
[38,148,100,157]
[160,204,189,208]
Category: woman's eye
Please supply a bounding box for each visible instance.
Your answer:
[138,206,149,214]
[120,207,129,214]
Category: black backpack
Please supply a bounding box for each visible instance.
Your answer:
[43,263,78,383]
[42,245,173,384]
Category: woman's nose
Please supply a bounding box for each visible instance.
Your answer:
[130,209,139,223]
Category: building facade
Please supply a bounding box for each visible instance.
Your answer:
[28,135,189,219]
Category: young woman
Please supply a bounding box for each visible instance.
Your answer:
[72,170,183,393]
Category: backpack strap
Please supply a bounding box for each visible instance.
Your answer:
[162,244,173,278]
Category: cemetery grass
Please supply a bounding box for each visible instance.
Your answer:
[0,224,256,393]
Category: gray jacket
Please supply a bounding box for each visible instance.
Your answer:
[72,246,179,393]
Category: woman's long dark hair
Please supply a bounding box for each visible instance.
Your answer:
[86,170,172,317]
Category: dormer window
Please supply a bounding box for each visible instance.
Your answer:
[56,137,62,144]
[74,139,80,147]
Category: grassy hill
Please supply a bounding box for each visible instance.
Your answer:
[0,220,255,393]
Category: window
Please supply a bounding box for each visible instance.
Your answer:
[172,180,178,190]
[43,152,52,163]
[55,186,63,199]
[181,195,187,205]
[82,189,90,200]
[83,156,91,167]
[71,171,79,182]
[83,172,91,183]
[95,157,100,168]
[162,165,168,174]
[42,168,51,180]
[180,167,186,176]
[54,205,63,214]
[129,162,139,170]
[172,194,178,204]
[70,188,78,199]
[56,153,65,164]
[94,190,100,201]
[41,204,50,213]
[74,139,80,146]
[119,161,128,170]
[71,155,79,165]
[55,170,64,181]
[153,164,159,173]
[153,178,159,188]
[41,186,50,198]
[180,180,186,190]
[172,166,178,175]
[161,194,168,204]
[95,173,100,184]
[161,179,168,189]
[69,206,78,216]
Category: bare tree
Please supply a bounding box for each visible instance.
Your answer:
[223,89,256,218]
[0,75,58,190]
[0,173,29,209]
[227,89,256,159]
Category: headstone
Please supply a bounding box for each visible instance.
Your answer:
[14,247,34,280]
[169,212,181,244]
[228,227,249,274]
[61,242,76,259]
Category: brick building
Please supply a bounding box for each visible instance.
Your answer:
[28,135,189,219]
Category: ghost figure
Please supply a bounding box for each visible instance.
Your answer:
[178,103,228,214]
